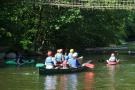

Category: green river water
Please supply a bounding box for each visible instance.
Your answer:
[0,54,135,90]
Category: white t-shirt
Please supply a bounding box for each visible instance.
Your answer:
[109,56,116,62]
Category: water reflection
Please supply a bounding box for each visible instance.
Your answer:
[57,74,68,90]
[44,76,57,90]
[84,72,94,90]
[67,74,78,90]
[44,74,78,90]
[44,72,95,90]
[107,64,119,90]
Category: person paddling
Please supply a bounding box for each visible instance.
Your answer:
[68,52,81,68]
[106,53,119,63]
[45,51,55,69]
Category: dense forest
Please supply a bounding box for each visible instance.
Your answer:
[0,0,135,54]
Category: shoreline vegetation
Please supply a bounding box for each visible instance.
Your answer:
[84,41,135,55]
[0,41,135,57]
[1,3,135,53]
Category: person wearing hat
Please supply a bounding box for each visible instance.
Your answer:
[68,52,81,68]
[68,49,74,60]
[45,51,55,69]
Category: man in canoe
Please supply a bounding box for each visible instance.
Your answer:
[45,51,55,69]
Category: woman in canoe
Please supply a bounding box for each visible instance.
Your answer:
[106,53,119,64]
[45,51,55,69]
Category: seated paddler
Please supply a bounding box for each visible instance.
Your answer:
[45,51,55,69]
[68,52,81,68]
[106,53,119,63]
[68,49,74,59]
[54,49,64,67]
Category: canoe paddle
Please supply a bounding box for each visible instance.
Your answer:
[84,63,95,69]
[36,63,45,68]
[82,60,95,69]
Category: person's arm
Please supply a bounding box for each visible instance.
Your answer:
[76,59,81,67]
[62,55,64,62]
[44,58,47,65]
[52,57,57,65]
[116,58,120,62]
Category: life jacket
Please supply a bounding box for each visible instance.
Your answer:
[45,56,54,66]
[68,53,73,59]
[55,53,63,62]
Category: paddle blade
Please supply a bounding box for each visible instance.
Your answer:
[84,63,95,69]
[36,63,45,68]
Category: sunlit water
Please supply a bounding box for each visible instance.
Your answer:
[0,55,135,90]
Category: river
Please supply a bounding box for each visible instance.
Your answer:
[0,54,135,90]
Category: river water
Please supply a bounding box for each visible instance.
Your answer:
[0,54,135,90]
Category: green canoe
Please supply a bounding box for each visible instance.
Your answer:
[5,59,35,65]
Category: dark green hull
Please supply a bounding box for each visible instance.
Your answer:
[39,66,91,75]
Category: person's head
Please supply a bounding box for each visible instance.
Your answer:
[72,52,78,58]
[47,51,52,56]
[111,53,115,56]
[57,49,60,53]
[70,49,74,53]
[59,49,63,53]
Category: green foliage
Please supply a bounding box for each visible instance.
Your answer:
[0,0,135,53]
[0,28,12,37]
[20,39,32,50]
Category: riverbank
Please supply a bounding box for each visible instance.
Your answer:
[84,41,135,54]
[1,41,135,58]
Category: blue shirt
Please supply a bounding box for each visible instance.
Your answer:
[68,58,80,68]
[45,56,54,65]
[68,53,73,59]
[55,53,63,62]
[64,55,69,61]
